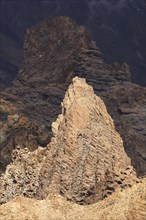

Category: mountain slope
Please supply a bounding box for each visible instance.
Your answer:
[0,15,145,220]
[0,16,145,176]
[0,77,138,205]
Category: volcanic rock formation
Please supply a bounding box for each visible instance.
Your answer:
[1,0,146,87]
[0,179,146,220]
[0,16,145,219]
[0,77,138,205]
[0,16,145,176]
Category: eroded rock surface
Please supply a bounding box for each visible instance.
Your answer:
[36,77,138,204]
[0,98,49,174]
[0,179,145,220]
[74,48,146,175]
[0,16,145,176]
[0,16,92,174]
[0,77,138,205]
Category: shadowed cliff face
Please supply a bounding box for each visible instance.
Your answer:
[0,16,92,174]
[0,0,146,88]
[0,16,145,178]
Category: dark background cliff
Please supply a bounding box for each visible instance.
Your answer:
[0,0,146,88]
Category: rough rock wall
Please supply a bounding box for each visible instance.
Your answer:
[73,47,146,175]
[1,0,146,88]
[0,16,145,176]
[0,98,49,174]
[0,78,138,205]
[0,146,46,204]
[18,16,91,85]
[0,179,146,220]
[0,17,93,174]
[36,77,137,204]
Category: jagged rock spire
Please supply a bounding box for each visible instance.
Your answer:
[0,77,138,205]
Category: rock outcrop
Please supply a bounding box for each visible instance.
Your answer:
[36,77,138,204]
[0,16,145,176]
[1,1,146,88]
[0,98,49,174]
[0,77,138,205]
[74,48,146,176]
[0,178,146,220]
[0,16,92,174]
[0,16,145,219]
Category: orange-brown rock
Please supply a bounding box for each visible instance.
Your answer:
[0,15,145,220]
[0,178,145,220]
[0,77,138,205]
[74,49,146,176]
[0,16,145,176]
[36,77,138,204]
[0,16,92,174]
[0,98,49,174]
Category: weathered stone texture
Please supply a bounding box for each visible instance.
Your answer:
[36,77,138,204]
[0,17,145,176]
[0,78,138,205]
[0,178,145,220]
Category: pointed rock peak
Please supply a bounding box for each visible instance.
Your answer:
[38,77,137,204]
[0,77,138,205]
[52,77,115,135]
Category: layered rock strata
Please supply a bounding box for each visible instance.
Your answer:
[36,77,138,204]
[74,48,146,176]
[0,77,138,205]
[0,16,145,176]
[0,16,92,174]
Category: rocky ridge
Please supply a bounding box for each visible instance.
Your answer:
[74,46,146,176]
[0,77,138,205]
[0,16,92,173]
[0,16,145,176]
[0,16,145,219]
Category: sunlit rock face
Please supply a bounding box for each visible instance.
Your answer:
[0,77,138,205]
[0,16,145,177]
[36,77,138,204]
[0,14,145,219]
